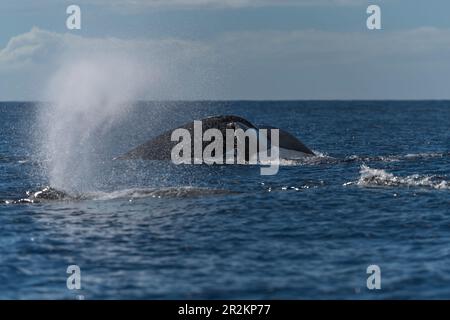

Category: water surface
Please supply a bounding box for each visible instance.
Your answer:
[0,101,449,299]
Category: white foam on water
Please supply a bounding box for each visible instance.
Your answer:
[350,165,449,190]
[344,152,449,163]
[258,150,332,166]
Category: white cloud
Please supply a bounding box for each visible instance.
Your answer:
[0,27,216,99]
[5,26,450,70]
[209,27,450,99]
[0,27,209,67]
[216,27,450,63]
[0,27,62,67]
[2,26,450,99]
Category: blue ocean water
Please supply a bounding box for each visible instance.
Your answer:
[0,101,449,299]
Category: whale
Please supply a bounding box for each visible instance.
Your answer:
[116,115,315,161]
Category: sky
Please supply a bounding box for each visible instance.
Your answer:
[1,0,450,100]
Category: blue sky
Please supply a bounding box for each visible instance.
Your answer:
[1,0,450,100]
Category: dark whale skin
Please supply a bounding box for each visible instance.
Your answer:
[116,115,315,160]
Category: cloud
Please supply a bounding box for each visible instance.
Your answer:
[0,27,216,99]
[0,27,209,67]
[0,27,63,67]
[209,27,450,99]
[5,26,450,70]
[79,0,371,9]
[2,26,450,99]
[216,27,450,63]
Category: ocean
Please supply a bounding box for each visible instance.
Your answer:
[0,100,449,299]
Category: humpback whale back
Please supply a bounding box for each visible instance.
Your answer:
[258,125,315,157]
[117,115,315,161]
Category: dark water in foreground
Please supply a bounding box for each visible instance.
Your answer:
[0,101,449,299]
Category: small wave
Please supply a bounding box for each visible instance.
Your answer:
[0,186,238,204]
[259,151,334,166]
[345,165,449,190]
[89,187,238,200]
[343,152,449,164]
[0,187,75,204]
[260,150,448,166]
[0,154,26,164]
[404,152,450,159]
[266,182,326,192]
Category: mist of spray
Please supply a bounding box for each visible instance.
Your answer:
[39,55,152,192]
